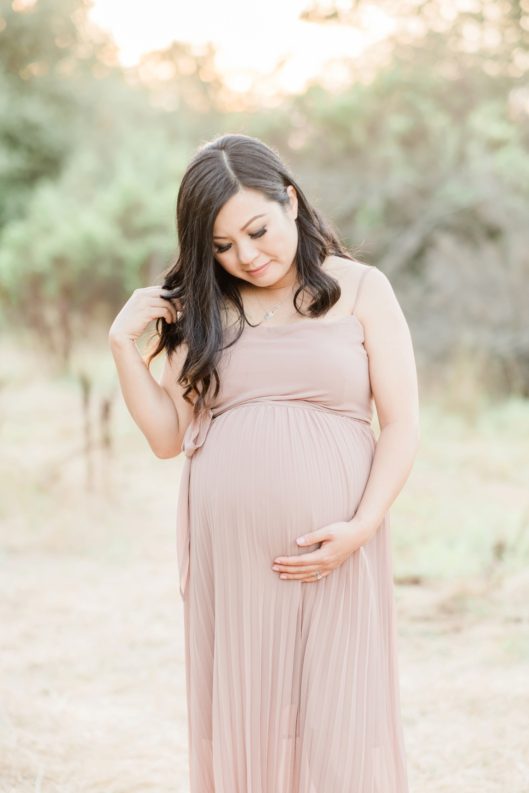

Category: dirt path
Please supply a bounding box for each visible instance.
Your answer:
[1,348,528,792]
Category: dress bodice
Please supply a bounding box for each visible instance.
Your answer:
[213,313,371,418]
[182,313,372,457]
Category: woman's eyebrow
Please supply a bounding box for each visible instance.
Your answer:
[213,213,267,239]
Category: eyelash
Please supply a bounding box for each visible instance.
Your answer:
[214,227,267,255]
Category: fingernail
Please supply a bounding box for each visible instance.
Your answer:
[297,537,305,545]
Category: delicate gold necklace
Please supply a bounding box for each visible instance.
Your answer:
[249,283,298,323]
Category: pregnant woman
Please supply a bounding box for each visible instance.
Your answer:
[109,133,420,792]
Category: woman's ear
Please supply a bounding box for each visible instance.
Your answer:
[286,185,298,220]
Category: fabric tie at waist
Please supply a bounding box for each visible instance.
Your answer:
[176,407,213,601]
[175,399,372,601]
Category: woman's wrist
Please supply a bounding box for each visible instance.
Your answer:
[109,332,138,352]
[346,514,379,545]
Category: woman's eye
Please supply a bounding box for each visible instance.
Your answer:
[214,227,267,255]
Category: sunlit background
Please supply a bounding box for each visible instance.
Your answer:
[1,1,529,791]
[89,0,395,93]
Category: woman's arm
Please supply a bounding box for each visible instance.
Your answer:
[348,267,420,541]
[109,334,190,458]
[108,285,196,459]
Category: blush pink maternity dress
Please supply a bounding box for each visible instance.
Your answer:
[175,267,409,792]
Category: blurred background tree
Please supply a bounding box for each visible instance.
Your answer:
[294,1,529,394]
[0,0,528,393]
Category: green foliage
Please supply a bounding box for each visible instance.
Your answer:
[0,0,528,392]
[244,21,529,394]
[0,131,184,362]
[0,0,120,224]
[0,0,208,363]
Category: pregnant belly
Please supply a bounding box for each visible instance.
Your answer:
[189,403,375,565]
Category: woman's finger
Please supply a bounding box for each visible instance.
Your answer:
[148,300,179,322]
[277,570,329,582]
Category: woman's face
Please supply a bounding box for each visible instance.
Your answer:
[212,186,299,290]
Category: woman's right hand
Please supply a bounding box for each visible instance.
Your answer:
[108,286,181,344]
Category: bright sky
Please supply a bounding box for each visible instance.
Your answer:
[89,0,396,94]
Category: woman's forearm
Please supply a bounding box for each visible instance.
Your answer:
[109,334,181,458]
[349,421,420,540]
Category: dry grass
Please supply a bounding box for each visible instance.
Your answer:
[1,336,528,792]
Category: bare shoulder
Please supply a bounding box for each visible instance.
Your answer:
[354,265,402,323]
[321,254,364,277]
[323,255,406,331]
[321,255,382,313]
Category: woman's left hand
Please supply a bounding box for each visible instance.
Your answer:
[271,518,374,583]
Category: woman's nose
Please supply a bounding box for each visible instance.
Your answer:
[237,240,260,266]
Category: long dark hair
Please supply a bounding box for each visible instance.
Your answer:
[146,133,357,417]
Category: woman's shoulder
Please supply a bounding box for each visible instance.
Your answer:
[334,259,403,336]
[321,255,376,301]
[321,255,372,282]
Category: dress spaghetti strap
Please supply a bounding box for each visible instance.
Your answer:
[351,265,373,315]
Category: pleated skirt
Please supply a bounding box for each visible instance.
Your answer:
[183,402,409,793]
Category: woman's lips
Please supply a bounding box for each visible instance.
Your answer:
[248,261,271,275]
